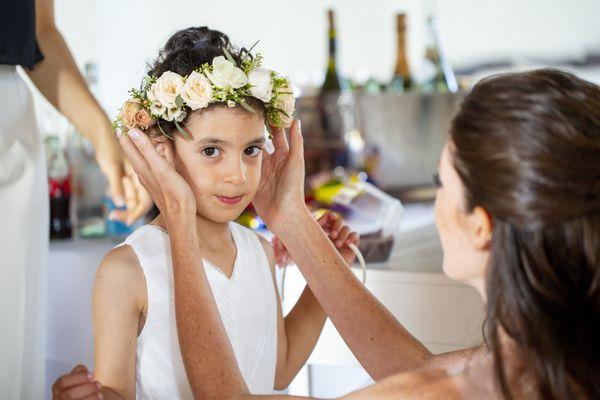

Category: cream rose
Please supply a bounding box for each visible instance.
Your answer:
[181,71,213,110]
[248,68,273,102]
[150,71,184,109]
[119,99,142,129]
[207,56,247,90]
[275,79,295,128]
[147,81,166,117]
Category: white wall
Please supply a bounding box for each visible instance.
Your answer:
[38,0,600,128]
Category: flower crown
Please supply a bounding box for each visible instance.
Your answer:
[113,48,295,140]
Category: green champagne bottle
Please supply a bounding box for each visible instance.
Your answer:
[322,9,343,92]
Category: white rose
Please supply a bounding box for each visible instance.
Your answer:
[149,101,166,117]
[181,71,213,110]
[151,71,184,108]
[207,56,247,90]
[147,85,166,117]
[275,78,295,127]
[165,107,187,122]
[248,68,273,102]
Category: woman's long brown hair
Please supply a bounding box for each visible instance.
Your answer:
[450,69,600,399]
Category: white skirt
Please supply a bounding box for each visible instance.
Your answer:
[0,64,48,399]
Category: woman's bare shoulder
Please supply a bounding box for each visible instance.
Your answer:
[341,360,502,400]
[341,367,464,400]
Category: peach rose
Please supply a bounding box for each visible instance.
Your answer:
[119,99,142,129]
[134,109,155,130]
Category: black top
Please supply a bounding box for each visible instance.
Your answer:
[0,0,44,69]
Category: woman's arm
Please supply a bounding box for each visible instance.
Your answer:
[273,211,433,380]
[92,246,147,400]
[252,122,433,381]
[263,212,360,389]
[27,0,152,221]
[167,214,251,399]
[259,236,327,390]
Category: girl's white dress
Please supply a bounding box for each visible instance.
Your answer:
[119,222,278,399]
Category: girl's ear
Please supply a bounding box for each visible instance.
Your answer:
[149,130,175,166]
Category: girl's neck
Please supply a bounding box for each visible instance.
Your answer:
[153,213,233,252]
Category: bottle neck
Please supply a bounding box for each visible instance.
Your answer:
[328,29,337,69]
[394,31,409,78]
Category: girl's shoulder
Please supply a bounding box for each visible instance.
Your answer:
[94,243,147,313]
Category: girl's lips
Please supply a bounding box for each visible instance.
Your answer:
[216,195,244,205]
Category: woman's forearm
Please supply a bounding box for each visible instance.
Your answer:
[274,210,432,381]
[26,27,111,145]
[166,211,249,399]
[277,286,327,389]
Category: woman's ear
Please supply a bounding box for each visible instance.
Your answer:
[468,205,494,251]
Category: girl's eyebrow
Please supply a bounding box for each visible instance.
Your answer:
[247,137,266,146]
[196,137,227,145]
[195,137,266,146]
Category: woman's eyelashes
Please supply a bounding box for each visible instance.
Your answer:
[432,172,442,188]
[200,146,263,159]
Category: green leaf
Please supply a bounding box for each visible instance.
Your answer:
[223,48,236,65]
[157,120,173,140]
[246,40,260,56]
[175,95,184,108]
[174,120,192,140]
[239,100,255,114]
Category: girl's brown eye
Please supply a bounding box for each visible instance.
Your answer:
[202,147,221,158]
[245,146,262,157]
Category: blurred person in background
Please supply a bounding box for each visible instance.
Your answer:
[0,0,150,398]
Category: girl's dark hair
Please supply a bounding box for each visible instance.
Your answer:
[146,26,263,138]
[450,69,600,399]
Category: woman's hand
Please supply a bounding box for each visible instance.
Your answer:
[52,365,103,400]
[118,128,196,219]
[253,120,309,233]
[94,129,154,225]
[272,211,360,267]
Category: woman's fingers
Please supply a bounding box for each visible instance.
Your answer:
[119,129,170,191]
[288,119,304,166]
[119,132,163,192]
[119,134,157,189]
[269,124,289,155]
[118,132,150,175]
[125,129,170,173]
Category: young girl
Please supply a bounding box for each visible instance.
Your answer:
[54,27,358,400]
